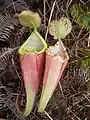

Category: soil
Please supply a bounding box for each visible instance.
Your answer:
[0,0,90,120]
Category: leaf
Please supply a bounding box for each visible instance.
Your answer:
[71,4,85,20]
[18,10,41,29]
[81,52,90,68]
[71,4,90,30]
[48,17,72,40]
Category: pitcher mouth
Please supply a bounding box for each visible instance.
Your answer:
[18,30,47,55]
[46,41,69,60]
